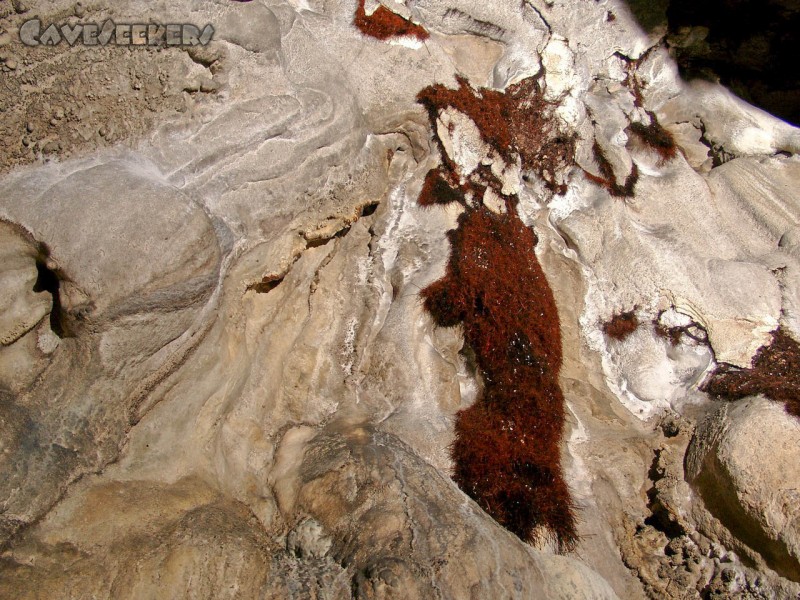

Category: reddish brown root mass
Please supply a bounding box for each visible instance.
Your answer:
[703,328,800,418]
[354,0,429,41]
[416,76,575,194]
[415,75,578,549]
[653,315,708,347]
[422,202,577,549]
[584,141,639,198]
[603,310,639,341]
[628,113,677,162]
[418,167,464,208]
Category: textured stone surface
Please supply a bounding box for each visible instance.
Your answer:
[0,0,799,599]
[687,398,800,582]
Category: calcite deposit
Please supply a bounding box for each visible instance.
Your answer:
[1,0,800,598]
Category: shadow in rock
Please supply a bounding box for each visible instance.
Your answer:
[618,0,800,127]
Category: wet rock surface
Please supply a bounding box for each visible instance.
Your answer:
[0,1,799,599]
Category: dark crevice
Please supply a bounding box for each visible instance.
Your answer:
[246,275,285,294]
[645,449,686,539]
[695,118,735,168]
[250,220,361,295]
[442,8,506,41]
[643,505,686,539]
[305,225,352,249]
[360,202,379,217]
[32,251,67,338]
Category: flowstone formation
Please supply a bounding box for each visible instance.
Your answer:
[1,1,800,599]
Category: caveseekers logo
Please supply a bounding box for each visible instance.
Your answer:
[19,19,215,47]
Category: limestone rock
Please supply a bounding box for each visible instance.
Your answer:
[687,398,800,582]
[0,0,799,598]
[0,222,50,347]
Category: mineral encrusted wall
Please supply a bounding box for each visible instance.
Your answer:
[1,1,800,598]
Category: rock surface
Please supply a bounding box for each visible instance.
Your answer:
[687,398,800,582]
[0,0,799,599]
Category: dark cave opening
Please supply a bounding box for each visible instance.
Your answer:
[622,0,800,126]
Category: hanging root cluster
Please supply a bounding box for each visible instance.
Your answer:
[703,328,800,418]
[583,52,676,197]
[417,76,576,194]
[628,111,677,162]
[583,141,639,198]
[416,76,578,550]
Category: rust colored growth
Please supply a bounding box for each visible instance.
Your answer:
[617,53,646,109]
[415,58,578,548]
[584,140,639,198]
[422,204,577,549]
[354,0,429,41]
[654,315,708,347]
[703,328,800,418]
[416,77,575,193]
[418,167,465,207]
[422,206,563,374]
[535,135,576,195]
[452,383,576,549]
[628,112,677,162]
[602,310,639,341]
[417,76,514,171]
[625,75,645,109]
[654,322,685,347]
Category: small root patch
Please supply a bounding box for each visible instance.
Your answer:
[603,310,639,341]
[354,0,429,41]
[703,328,800,418]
